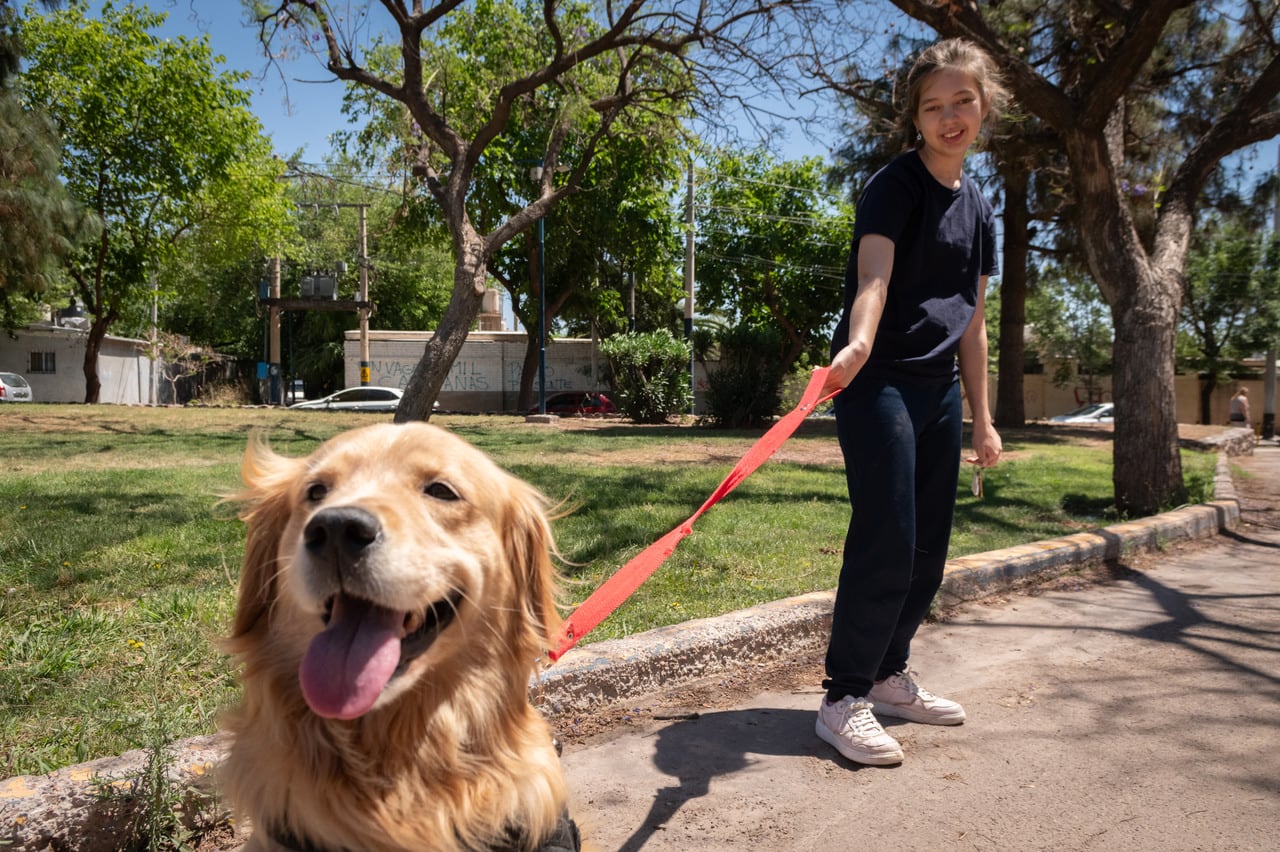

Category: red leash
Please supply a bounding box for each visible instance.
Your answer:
[547,367,838,661]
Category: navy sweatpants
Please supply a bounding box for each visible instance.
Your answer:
[823,376,964,701]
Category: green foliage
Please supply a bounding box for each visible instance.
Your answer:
[18,0,292,397]
[599,329,693,423]
[703,325,786,428]
[694,147,853,370]
[334,0,689,403]
[0,0,97,309]
[1026,262,1114,394]
[1180,222,1280,378]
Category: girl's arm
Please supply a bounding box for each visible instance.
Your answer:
[822,234,893,396]
[958,275,1002,467]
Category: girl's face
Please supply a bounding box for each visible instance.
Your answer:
[914,68,986,161]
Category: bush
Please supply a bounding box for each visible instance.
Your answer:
[703,325,785,428]
[600,329,693,423]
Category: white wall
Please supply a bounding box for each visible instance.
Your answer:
[344,330,709,413]
[0,325,156,404]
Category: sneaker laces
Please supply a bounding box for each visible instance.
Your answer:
[889,669,935,701]
[837,699,883,736]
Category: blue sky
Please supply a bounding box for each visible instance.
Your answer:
[139,1,357,160]
[90,1,834,164]
[87,3,1276,195]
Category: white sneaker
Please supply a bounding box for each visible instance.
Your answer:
[815,695,904,766]
[868,669,966,725]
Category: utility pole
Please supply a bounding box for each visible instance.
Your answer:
[628,270,636,333]
[684,158,696,414]
[1265,143,1278,440]
[358,204,371,386]
[269,256,282,405]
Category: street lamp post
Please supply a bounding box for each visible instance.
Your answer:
[535,208,547,416]
[526,160,562,418]
[519,157,568,420]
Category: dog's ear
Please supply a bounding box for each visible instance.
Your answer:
[228,436,306,642]
[502,479,563,652]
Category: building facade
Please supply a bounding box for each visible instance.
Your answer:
[343,329,710,413]
[0,323,159,405]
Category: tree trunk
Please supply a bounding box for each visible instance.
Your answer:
[394,237,487,423]
[1199,375,1216,426]
[517,334,540,412]
[1065,131,1185,517]
[995,164,1030,427]
[83,319,107,404]
[1109,279,1186,514]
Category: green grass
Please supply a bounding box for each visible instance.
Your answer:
[0,404,1218,777]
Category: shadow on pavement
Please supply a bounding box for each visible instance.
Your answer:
[615,706,879,852]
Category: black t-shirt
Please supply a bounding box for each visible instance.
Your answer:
[830,150,998,384]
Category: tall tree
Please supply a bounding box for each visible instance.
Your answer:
[1180,221,1280,422]
[695,146,853,371]
[19,0,292,402]
[837,0,1280,515]
[246,0,823,423]
[0,0,96,323]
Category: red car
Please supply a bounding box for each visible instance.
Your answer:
[530,391,617,416]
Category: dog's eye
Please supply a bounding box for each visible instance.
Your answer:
[306,482,328,502]
[424,481,459,501]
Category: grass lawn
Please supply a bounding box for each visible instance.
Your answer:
[0,404,1218,777]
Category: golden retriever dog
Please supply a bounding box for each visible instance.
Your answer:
[221,422,578,852]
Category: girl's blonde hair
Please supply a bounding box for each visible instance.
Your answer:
[897,38,1010,150]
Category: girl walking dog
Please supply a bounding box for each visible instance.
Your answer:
[817,38,1010,766]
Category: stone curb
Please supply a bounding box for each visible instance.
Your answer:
[533,454,1243,715]
[1,441,1250,850]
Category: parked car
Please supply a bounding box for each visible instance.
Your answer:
[529,391,617,416]
[289,386,403,412]
[286,379,306,405]
[1049,402,1114,424]
[0,372,33,403]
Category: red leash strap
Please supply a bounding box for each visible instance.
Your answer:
[547,367,838,661]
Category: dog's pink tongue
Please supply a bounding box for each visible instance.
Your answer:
[299,595,403,720]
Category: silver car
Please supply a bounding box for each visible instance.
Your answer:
[0,372,33,402]
[288,386,403,411]
[1049,402,1114,424]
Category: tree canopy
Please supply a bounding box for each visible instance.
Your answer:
[0,0,96,322]
[245,0,820,422]
[19,0,294,402]
[1180,220,1280,422]
[694,146,852,372]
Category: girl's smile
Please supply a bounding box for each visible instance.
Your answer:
[914,68,985,186]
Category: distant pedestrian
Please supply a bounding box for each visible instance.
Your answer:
[1229,387,1250,428]
[816,38,1009,767]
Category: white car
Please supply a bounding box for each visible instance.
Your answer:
[0,372,33,402]
[289,386,403,412]
[1049,402,1114,424]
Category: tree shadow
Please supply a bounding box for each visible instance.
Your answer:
[613,706,884,852]
[612,542,1279,850]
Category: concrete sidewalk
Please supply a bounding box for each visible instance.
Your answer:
[2,437,1273,850]
[560,444,1280,850]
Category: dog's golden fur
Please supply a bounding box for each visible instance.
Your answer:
[221,422,569,852]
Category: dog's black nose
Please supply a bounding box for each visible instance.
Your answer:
[305,506,381,560]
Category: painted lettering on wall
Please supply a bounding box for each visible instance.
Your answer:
[441,359,491,392]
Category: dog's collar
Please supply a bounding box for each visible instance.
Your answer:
[267,812,581,852]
